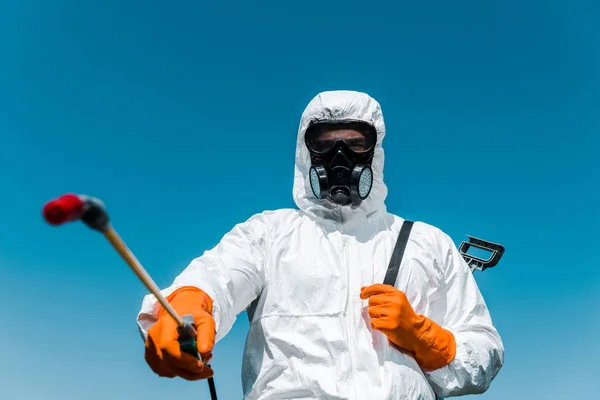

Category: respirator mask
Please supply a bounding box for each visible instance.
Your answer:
[305,121,377,206]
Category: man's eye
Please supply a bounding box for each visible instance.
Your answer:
[346,139,367,149]
[314,140,335,150]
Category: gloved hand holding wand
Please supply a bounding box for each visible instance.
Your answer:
[42,193,218,399]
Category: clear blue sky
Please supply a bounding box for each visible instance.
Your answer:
[1,1,598,399]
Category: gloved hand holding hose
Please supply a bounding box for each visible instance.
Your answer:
[42,193,218,399]
[145,286,216,380]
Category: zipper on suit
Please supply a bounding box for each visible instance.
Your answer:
[339,208,359,399]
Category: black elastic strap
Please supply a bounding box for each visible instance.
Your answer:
[383,220,414,286]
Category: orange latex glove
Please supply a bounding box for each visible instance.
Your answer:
[360,283,456,371]
[145,286,216,380]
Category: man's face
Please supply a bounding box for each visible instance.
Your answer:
[309,128,372,154]
[305,123,377,205]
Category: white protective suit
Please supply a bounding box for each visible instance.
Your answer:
[137,90,504,399]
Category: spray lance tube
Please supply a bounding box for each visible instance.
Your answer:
[42,193,218,400]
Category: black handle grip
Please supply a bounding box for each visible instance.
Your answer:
[177,314,200,358]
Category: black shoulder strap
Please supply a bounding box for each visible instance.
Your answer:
[383,220,414,286]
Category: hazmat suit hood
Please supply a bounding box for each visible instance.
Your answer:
[293,90,388,222]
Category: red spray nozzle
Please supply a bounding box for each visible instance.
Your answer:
[42,194,85,225]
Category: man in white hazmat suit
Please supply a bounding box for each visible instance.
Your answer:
[137,90,504,399]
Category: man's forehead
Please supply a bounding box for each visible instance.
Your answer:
[317,128,366,140]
